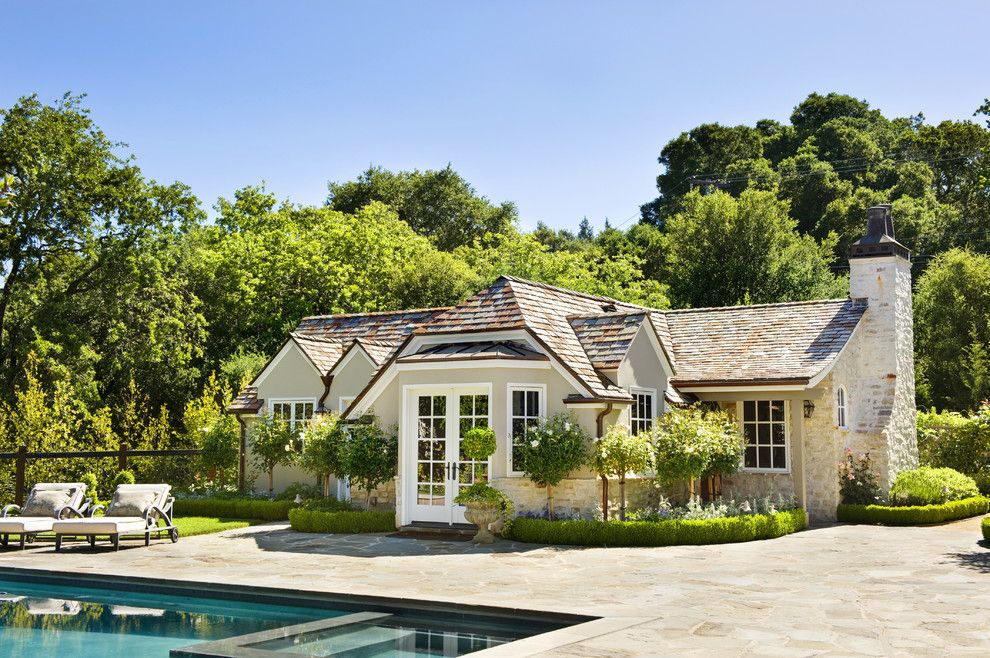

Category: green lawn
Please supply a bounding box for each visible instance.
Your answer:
[172,516,258,537]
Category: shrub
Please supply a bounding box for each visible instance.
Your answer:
[976,469,990,496]
[274,482,325,502]
[647,404,743,493]
[173,497,296,521]
[345,421,397,507]
[837,497,988,525]
[289,508,395,534]
[300,497,353,512]
[79,472,102,506]
[199,413,240,487]
[917,403,990,475]
[453,482,513,516]
[507,509,806,547]
[837,450,881,504]
[889,467,979,506]
[591,424,650,521]
[460,426,497,461]
[983,516,990,542]
[520,413,589,517]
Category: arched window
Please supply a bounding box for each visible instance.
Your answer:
[836,386,848,428]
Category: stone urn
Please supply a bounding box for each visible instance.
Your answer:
[463,501,501,544]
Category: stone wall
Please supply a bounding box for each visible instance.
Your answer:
[491,475,658,520]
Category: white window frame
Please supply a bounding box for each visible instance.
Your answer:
[739,400,790,474]
[506,383,546,476]
[338,396,355,414]
[269,398,316,436]
[836,386,848,429]
[630,387,657,435]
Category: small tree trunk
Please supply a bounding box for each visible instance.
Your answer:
[600,474,609,521]
[365,488,372,510]
[323,474,330,498]
[547,484,555,519]
[689,477,695,499]
[619,475,627,522]
[268,468,274,497]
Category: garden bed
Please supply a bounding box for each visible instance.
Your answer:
[289,508,395,534]
[505,508,806,547]
[837,496,989,526]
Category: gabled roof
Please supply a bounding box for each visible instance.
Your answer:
[664,298,867,387]
[290,333,345,375]
[295,308,450,341]
[228,386,263,413]
[397,341,549,363]
[353,338,400,367]
[570,312,648,370]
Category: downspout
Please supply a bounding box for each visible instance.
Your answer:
[317,374,334,412]
[236,415,247,494]
[596,403,613,521]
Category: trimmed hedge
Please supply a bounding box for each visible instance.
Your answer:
[289,508,396,534]
[982,516,990,542]
[174,497,296,521]
[837,496,989,526]
[506,509,806,547]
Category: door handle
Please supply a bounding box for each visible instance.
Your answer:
[451,462,458,480]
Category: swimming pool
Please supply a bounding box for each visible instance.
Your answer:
[0,570,584,657]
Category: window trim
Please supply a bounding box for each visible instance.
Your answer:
[338,396,355,414]
[738,400,790,474]
[506,383,547,477]
[269,398,316,433]
[629,387,657,435]
[836,386,848,429]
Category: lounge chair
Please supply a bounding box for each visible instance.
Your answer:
[52,483,178,551]
[0,483,90,550]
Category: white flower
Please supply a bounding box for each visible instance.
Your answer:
[564,422,571,431]
[284,443,291,452]
[200,427,209,433]
[298,432,306,443]
[530,440,539,448]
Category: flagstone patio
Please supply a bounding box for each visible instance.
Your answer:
[2,516,989,656]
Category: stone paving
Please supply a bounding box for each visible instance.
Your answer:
[1,516,989,656]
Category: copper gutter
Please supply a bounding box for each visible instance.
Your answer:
[596,403,613,520]
[318,374,334,412]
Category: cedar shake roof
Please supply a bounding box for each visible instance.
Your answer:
[664,298,867,386]
[290,333,345,374]
[354,338,400,366]
[397,341,549,363]
[295,308,450,341]
[227,386,263,413]
[570,312,648,369]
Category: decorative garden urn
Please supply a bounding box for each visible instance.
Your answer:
[463,501,500,544]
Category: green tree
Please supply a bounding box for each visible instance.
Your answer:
[520,413,589,517]
[647,405,743,496]
[249,414,297,495]
[344,420,398,508]
[914,249,990,410]
[590,424,650,521]
[662,189,844,308]
[298,413,348,497]
[327,165,517,251]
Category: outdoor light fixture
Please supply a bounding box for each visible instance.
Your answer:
[803,400,815,418]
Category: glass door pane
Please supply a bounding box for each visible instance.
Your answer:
[416,395,446,507]
[455,394,490,494]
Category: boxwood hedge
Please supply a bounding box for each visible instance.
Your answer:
[173,497,297,521]
[982,516,990,542]
[289,508,396,534]
[505,509,806,547]
[837,496,989,526]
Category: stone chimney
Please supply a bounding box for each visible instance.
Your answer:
[847,204,918,487]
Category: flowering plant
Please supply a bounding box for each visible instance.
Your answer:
[590,423,650,520]
[837,449,880,504]
[520,413,589,517]
[249,414,297,496]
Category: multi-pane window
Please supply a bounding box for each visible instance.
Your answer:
[836,387,848,428]
[630,389,655,434]
[742,400,787,471]
[416,395,447,506]
[458,394,490,485]
[272,401,314,431]
[509,387,542,473]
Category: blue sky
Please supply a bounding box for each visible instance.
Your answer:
[4,1,987,232]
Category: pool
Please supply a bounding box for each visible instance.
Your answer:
[0,570,585,657]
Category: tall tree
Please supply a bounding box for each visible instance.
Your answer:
[326,165,517,251]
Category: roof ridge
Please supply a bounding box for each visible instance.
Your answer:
[660,297,856,315]
[567,310,648,321]
[290,332,343,343]
[500,275,648,310]
[301,306,451,321]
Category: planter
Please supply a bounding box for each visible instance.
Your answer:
[463,501,501,544]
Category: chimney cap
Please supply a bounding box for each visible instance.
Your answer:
[849,204,909,261]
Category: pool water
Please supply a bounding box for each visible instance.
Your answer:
[0,578,527,657]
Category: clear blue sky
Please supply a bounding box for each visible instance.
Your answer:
[4,1,987,232]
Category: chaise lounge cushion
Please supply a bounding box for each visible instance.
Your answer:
[0,518,56,534]
[53,518,149,535]
[20,489,73,518]
[105,490,158,518]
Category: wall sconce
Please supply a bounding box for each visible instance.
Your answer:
[803,400,815,419]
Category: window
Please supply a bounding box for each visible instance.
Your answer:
[271,400,314,433]
[741,400,787,471]
[836,387,847,428]
[630,388,656,435]
[339,396,355,413]
[509,386,543,473]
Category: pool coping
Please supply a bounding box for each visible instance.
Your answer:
[0,565,615,657]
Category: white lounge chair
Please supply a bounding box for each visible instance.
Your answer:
[53,483,178,551]
[0,483,90,549]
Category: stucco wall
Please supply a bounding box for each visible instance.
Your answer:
[616,324,669,424]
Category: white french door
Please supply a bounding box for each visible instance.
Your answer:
[405,385,492,525]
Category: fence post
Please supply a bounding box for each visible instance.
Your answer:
[14,446,27,506]
[118,443,128,471]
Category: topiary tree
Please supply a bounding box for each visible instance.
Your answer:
[648,404,743,497]
[344,420,397,508]
[591,424,651,521]
[298,413,348,497]
[520,413,589,518]
[111,470,136,489]
[249,414,297,496]
[461,426,496,462]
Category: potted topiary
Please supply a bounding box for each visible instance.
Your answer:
[454,426,508,543]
